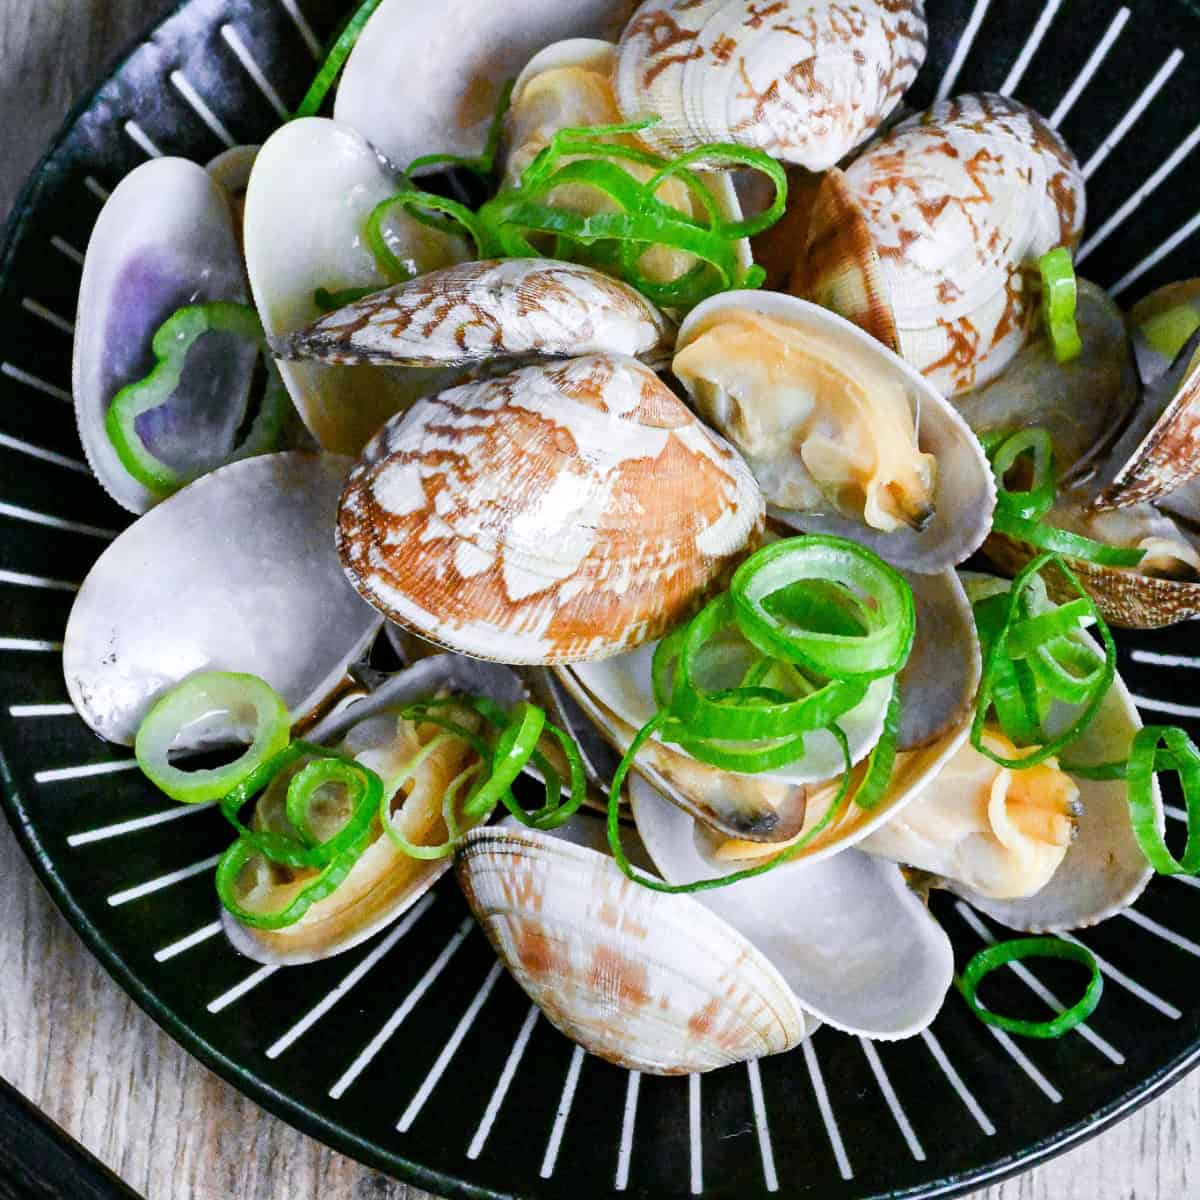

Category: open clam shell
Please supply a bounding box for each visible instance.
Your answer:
[278,259,675,370]
[223,655,524,965]
[674,289,996,573]
[797,94,1085,398]
[244,118,468,456]
[457,826,814,1074]
[613,0,927,171]
[629,778,955,1039]
[337,353,764,664]
[73,157,256,514]
[333,0,634,170]
[63,453,382,746]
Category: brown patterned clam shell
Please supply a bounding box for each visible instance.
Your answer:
[279,259,676,370]
[456,827,811,1074]
[337,353,765,664]
[798,94,1085,397]
[613,0,927,170]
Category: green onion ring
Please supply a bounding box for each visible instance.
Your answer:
[995,513,1148,567]
[285,756,380,860]
[956,936,1102,1038]
[462,702,545,818]
[1039,247,1083,364]
[1127,726,1200,875]
[384,761,483,862]
[293,0,385,119]
[851,683,900,811]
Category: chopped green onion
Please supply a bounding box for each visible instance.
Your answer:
[996,514,1149,567]
[1039,247,1082,364]
[462,702,544,818]
[293,0,385,119]
[384,760,482,861]
[1140,304,1200,362]
[135,672,291,804]
[365,189,496,280]
[1127,726,1200,875]
[956,936,1102,1038]
[314,285,379,312]
[851,682,900,811]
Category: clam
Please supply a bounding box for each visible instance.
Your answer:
[795,94,1086,397]
[63,453,382,746]
[1128,279,1200,389]
[628,777,955,1039]
[277,258,675,369]
[244,118,469,456]
[673,290,996,572]
[457,825,816,1073]
[223,655,525,965]
[869,574,1158,932]
[613,0,927,171]
[337,353,765,664]
[73,157,260,514]
[333,0,634,169]
[204,144,260,206]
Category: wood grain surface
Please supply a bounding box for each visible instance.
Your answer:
[1,2,1198,1198]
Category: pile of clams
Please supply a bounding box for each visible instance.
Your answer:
[59,0,1189,1080]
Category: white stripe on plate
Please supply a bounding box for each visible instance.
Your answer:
[207,964,280,1014]
[0,569,78,592]
[1111,208,1200,297]
[51,236,85,266]
[935,0,992,102]
[1059,933,1182,1020]
[10,703,76,718]
[1167,873,1200,891]
[170,71,236,147]
[999,0,1064,97]
[802,1039,853,1181]
[540,1045,586,1180]
[21,298,75,335]
[124,120,164,158]
[84,176,111,202]
[0,638,63,652]
[1049,7,1131,127]
[1167,805,1187,823]
[956,904,1124,1065]
[1132,694,1200,720]
[615,1070,641,1191]
[1081,50,1184,180]
[984,1025,1062,1102]
[919,1030,996,1136]
[107,852,223,907]
[68,802,215,847]
[466,1004,540,1161]
[35,759,139,784]
[220,25,290,120]
[396,961,503,1132]
[746,1060,779,1192]
[0,501,116,539]
[1077,118,1200,263]
[328,918,473,1100]
[268,896,435,1059]
[277,0,323,58]
[1,361,71,402]
[859,1039,926,1160]
[0,432,89,473]
[1122,908,1200,958]
[1132,650,1200,670]
[154,921,222,963]
[688,1072,703,1195]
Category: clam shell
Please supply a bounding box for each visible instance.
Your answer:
[613,0,927,170]
[73,157,255,514]
[799,94,1085,397]
[205,144,259,200]
[333,0,634,169]
[63,453,382,745]
[630,778,955,1038]
[1128,279,1200,388]
[457,826,812,1073]
[244,118,468,456]
[278,259,675,369]
[675,289,996,573]
[337,353,765,664]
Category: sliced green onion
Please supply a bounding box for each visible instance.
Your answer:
[365,189,496,279]
[1128,726,1200,875]
[956,937,1102,1038]
[293,0,385,119]
[463,702,545,818]
[851,683,900,811]
[384,761,482,861]
[1140,304,1200,362]
[135,672,291,804]
[286,756,380,860]
[1039,247,1082,364]
[996,514,1148,567]
[314,285,378,312]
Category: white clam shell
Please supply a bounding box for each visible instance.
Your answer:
[205,144,260,198]
[244,118,468,456]
[279,258,675,369]
[333,0,635,169]
[63,453,382,746]
[613,0,927,170]
[675,289,996,572]
[73,157,254,514]
[337,353,764,664]
[630,777,955,1039]
[457,826,814,1073]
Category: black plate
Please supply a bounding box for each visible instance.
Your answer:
[4,2,1200,1197]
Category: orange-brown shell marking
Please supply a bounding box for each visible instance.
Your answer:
[337,354,764,664]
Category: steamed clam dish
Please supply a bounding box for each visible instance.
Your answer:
[58,0,1200,1091]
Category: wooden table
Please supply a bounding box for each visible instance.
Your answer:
[2,2,1198,1197]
